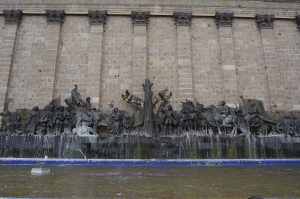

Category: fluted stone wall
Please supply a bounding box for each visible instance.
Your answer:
[0,0,299,115]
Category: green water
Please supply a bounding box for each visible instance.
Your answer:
[0,165,300,198]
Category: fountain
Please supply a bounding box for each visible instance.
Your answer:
[0,79,299,160]
[31,156,50,175]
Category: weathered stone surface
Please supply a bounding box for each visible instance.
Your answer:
[191,18,222,106]
[45,10,65,23]
[274,20,300,110]
[255,14,274,29]
[88,10,107,25]
[100,16,133,111]
[131,11,149,25]
[0,0,299,114]
[215,12,234,27]
[3,10,22,24]
[296,15,300,30]
[7,16,47,110]
[86,24,104,108]
[174,12,192,26]
[176,24,193,101]
[233,19,269,106]
[53,16,89,104]
[147,17,179,108]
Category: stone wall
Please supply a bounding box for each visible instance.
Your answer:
[0,0,299,114]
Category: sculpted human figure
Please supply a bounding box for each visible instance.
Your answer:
[38,105,55,135]
[24,106,40,133]
[276,115,300,135]
[89,108,101,132]
[65,85,85,108]
[153,88,172,114]
[155,106,166,133]
[122,89,144,111]
[194,100,206,128]
[63,107,72,132]
[180,100,197,130]
[215,101,231,126]
[163,104,178,134]
[244,102,263,129]
[108,107,122,134]
[85,97,92,111]
[217,101,229,115]
[53,106,64,135]
[1,110,21,133]
[120,110,134,131]
[71,85,83,105]
[239,96,277,134]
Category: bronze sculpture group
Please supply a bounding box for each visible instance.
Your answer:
[1,80,299,137]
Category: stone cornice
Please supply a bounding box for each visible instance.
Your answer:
[3,10,22,24]
[174,12,192,26]
[0,0,299,20]
[0,10,298,20]
[131,11,150,25]
[88,10,107,25]
[45,10,65,23]
[255,14,274,29]
[296,15,300,30]
[215,12,234,27]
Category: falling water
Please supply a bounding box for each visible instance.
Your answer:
[252,136,257,159]
[0,134,299,159]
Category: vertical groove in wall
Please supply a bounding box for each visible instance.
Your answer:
[258,28,271,110]
[86,23,104,109]
[175,24,179,108]
[148,17,178,108]
[146,21,149,80]
[271,23,286,111]
[216,26,226,102]
[98,23,106,110]
[6,16,49,109]
[231,21,240,99]
[232,21,240,100]
[274,20,300,111]
[218,25,239,106]
[132,25,147,98]
[176,25,194,105]
[130,22,134,93]
[233,19,269,106]
[189,21,195,101]
[191,18,221,106]
[99,16,133,111]
[52,23,63,100]
[98,23,105,110]
[4,23,19,111]
[260,27,285,110]
[53,16,89,104]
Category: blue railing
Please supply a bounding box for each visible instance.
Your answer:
[1,158,300,166]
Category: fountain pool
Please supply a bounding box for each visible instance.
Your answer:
[0,165,299,198]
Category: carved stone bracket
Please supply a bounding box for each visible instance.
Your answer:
[131,11,150,25]
[296,15,300,30]
[45,10,65,23]
[174,12,192,26]
[3,10,22,24]
[255,14,274,29]
[215,12,234,27]
[88,11,107,25]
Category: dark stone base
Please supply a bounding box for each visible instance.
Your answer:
[0,134,299,159]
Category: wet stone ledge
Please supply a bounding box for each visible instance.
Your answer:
[0,134,299,159]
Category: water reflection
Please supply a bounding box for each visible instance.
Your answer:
[0,165,300,198]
